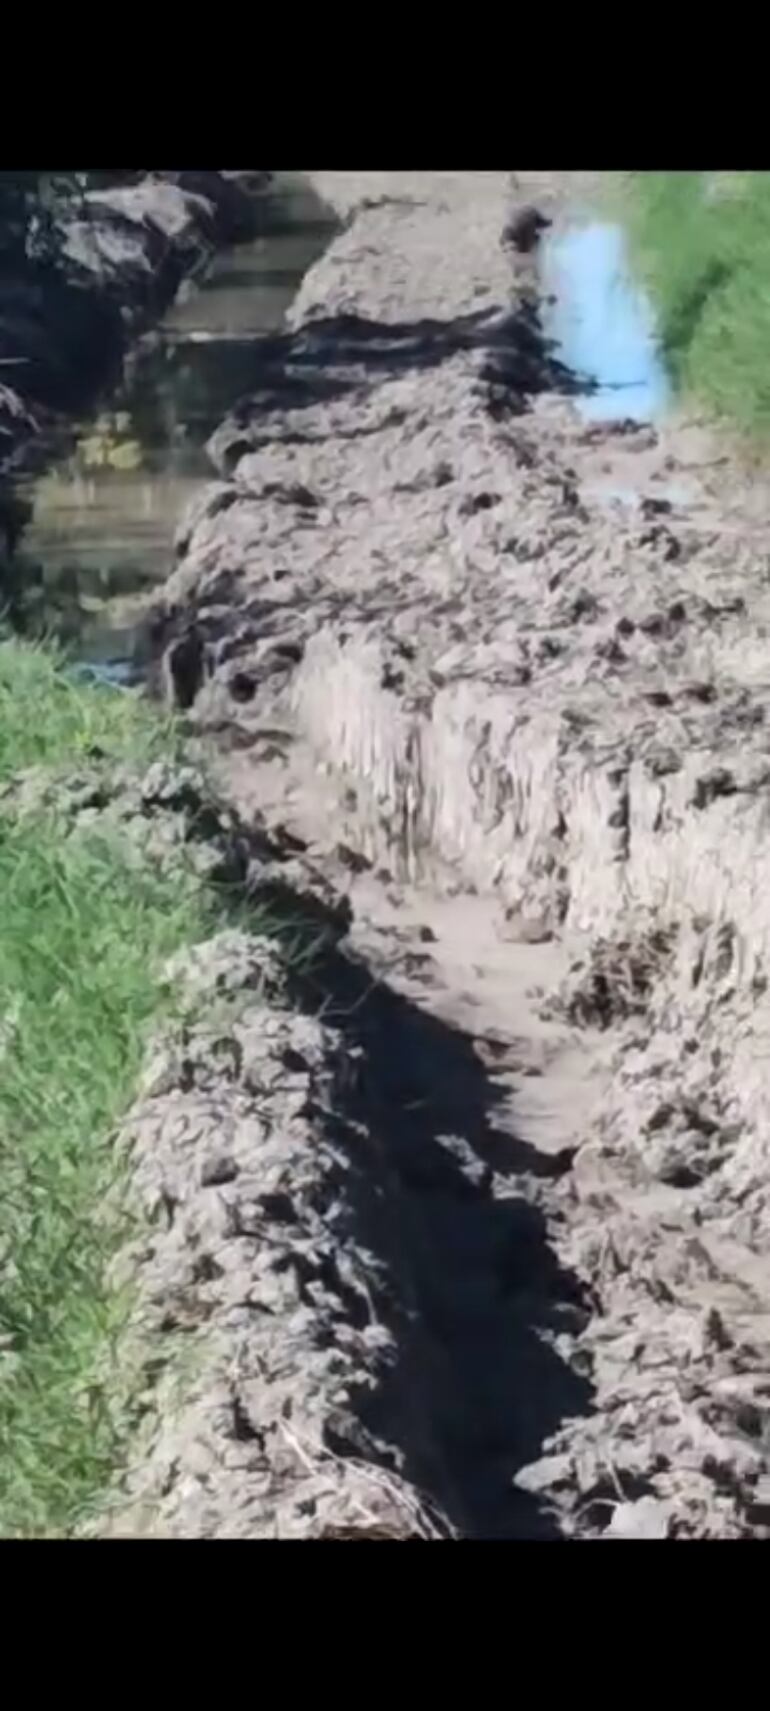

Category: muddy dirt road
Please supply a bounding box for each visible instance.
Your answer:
[104,172,770,1539]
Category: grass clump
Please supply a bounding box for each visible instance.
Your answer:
[0,636,174,778]
[0,639,211,1534]
[620,172,770,437]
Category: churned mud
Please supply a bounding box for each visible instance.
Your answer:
[95,172,770,1539]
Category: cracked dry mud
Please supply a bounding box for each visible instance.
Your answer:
[98,173,770,1539]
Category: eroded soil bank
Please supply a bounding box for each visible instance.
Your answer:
[99,173,770,1539]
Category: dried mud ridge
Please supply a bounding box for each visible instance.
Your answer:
[108,173,770,1538]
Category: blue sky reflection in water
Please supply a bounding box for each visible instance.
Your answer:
[542,221,670,423]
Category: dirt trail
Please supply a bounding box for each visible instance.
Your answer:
[110,171,770,1538]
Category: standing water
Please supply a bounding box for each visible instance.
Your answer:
[541,220,670,424]
[11,174,336,684]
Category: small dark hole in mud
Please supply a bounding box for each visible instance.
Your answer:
[158,1189,177,1229]
[192,1253,225,1284]
[258,1192,300,1225]
[662,1164,705,1190]
[596,637,627,666]
[459,491,501,516]
[281,1046,309,1073]
[686,681,718,705]
[336,843,372,874]
[647,747,682,778]
[201,1156,239,1187]
[732,1396,763,1437]
[570,591,601,623]
[579,1499,615,1529]
[230,671,257,703]
[692,769,737,810]
[648,1103,675,1135]
[272,641,305,665]
[229,1396,263,1444]
[400,951,435,978]
[159,1309,203,1334]
[641,528,681,561]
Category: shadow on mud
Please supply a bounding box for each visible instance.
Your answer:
[226,850,594,1541]
[160,280,596,1535]
[210,301,583,470]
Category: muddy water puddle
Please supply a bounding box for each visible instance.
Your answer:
[11,174,336,686]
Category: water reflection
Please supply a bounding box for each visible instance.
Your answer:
[12,173,336,675]
[541,220,670,423]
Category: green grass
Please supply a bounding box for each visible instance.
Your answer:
[620,172,770,437]
[0,639,213,1534]
[0,637,175,776]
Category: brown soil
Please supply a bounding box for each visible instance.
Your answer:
[102,173,770,1539]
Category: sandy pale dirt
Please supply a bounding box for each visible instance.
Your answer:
[101,173,770,1538]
